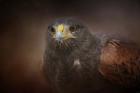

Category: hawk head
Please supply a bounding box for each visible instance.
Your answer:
[47,18,90,49]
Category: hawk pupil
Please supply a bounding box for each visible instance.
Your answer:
[48,26,55,33]
[69,25,76,32]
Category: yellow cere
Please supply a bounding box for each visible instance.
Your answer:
[57,24,64,32]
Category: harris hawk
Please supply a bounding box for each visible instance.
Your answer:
[43,18,140,93]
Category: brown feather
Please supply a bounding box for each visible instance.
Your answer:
[99,39,140,88]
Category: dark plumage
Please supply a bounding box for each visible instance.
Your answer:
[43,18,140,93]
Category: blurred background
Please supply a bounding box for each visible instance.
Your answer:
[0,0,140,93]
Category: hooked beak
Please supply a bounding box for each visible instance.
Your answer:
[55,31,63,41]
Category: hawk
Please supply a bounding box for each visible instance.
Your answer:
[43,18,140,93]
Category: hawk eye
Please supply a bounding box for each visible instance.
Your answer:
[69,25,77,32]
[48,26,55,33]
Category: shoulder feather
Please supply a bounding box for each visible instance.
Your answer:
[99,39,140,88]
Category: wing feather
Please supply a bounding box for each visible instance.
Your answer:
[99,39,140,88]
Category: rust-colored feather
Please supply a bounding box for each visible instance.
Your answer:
[99,39,140,88]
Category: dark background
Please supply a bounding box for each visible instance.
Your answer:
[0,0,140,93]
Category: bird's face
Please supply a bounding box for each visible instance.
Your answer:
[47,18,87,49]
[48,24,76,42]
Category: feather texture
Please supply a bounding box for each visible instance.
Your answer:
[99,39,140,88]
